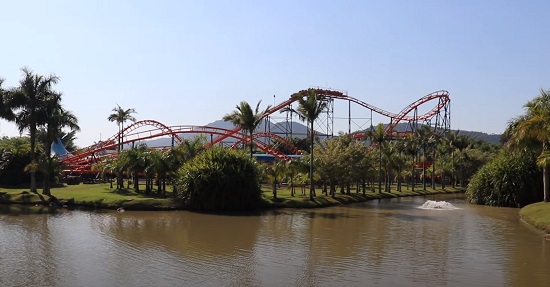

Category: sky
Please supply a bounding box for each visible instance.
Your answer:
[1,0,549,147]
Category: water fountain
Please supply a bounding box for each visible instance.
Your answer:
[418,200,459,210]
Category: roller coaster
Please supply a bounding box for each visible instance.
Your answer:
[59,88,450,173]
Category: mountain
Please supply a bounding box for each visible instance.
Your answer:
[388,123,501,145]
[453,130,501,145]
[142,120,502,147]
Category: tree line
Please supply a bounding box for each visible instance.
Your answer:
[0,68,79,196]
[3,69,544,210]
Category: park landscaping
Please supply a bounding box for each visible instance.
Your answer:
[0,183,464,211]
[520,202,550,234]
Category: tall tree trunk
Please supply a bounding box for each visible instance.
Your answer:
[309,121,314,200]
[249,131,254,158]
[422,147,427,190]
[134,173,139,193]
[431,149,436,189]
[459,151,464,188]
[42,139,54,196]
[411,154,415,192]
[30,125,37,193]
[451,150,455,188]
[378,148,382,193]
[544,166,550,202]
[441,170,446,189]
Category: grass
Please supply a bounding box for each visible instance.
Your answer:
[0,183,179,210]
[0,182,465,211]
[520,202,550,234]
[261,184,465,209]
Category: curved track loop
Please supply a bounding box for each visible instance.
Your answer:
[62,125,296,169]
[210,88,450,145]
[62,120,184,165]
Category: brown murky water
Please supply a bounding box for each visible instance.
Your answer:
[1,194,549,287]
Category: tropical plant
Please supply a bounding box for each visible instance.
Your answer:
[6,67,60,193]
[264,160,286,199]
[38,92,79,195]
[403,134,418,191]
[281,89,328,200]
[452,134,470,188]
[467,149,541,207]
[0,78,15,122]
[117,144,149,193]
[365,123,387,193]
[223,100,271,158]
[107,104,137,189]
[174,147,262,211]
[0,136,32,185]
[507,89,550,202]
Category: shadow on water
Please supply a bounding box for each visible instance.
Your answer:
[0,204,60,215]
[303,211,360,219]
[386,212,441,222]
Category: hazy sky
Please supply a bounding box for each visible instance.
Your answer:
[1,0,548,147]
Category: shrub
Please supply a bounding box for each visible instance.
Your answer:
[466,149,542,207]
[65,176,82,185]
[174,147,262,212]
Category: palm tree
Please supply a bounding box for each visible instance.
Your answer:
[446,131,458,188]
[108,104,137,152]
[281,89,328,200]
[6,67,59,193]
[107,104,137,189]
[508,88,550,202]
[117,144,148,193]
[0,78,15,122]
[40,92,80,195]
[452,134,470,188]
[223,100,271,158]
[366,123,387,193]
[417,125,436,190]
[403,134,418,191]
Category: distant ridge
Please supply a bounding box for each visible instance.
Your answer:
[143,120,502,147]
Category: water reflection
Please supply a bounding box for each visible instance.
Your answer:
[1,195,549,287]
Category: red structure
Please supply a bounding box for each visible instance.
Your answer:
[60,89,451,172]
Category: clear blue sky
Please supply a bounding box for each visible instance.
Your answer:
[1,0,548,147]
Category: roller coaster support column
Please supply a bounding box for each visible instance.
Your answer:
[348,99,351,134]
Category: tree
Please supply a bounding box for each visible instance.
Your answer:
[0,78,15,122]
[6,67,60,193]
[107,104,137,189]
[403,134,419,191]
[416,125,436,190]
[223,100,271,158]
[264,160,285,199]
[365,123,387,193]
[39,92,79,195]
[174,147,262,211]
[507,88,550,202]
[452,134,470,188]
[281,89,328,200]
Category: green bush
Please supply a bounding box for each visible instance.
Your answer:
[65,176,82,185]
[467,149,542,207]
[174,147,262,212]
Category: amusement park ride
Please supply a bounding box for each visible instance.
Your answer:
[58,88,450,174]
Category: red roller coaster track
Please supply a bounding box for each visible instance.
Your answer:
[60,88,450,171]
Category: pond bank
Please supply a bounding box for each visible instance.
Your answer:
[519,202,550,234]
[0,184,465,211]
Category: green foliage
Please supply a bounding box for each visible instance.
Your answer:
[466,149,542,207]
[174,147,262,211]
[65,176,82,185]
[0,136,32,185]
[223,100,271,157]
